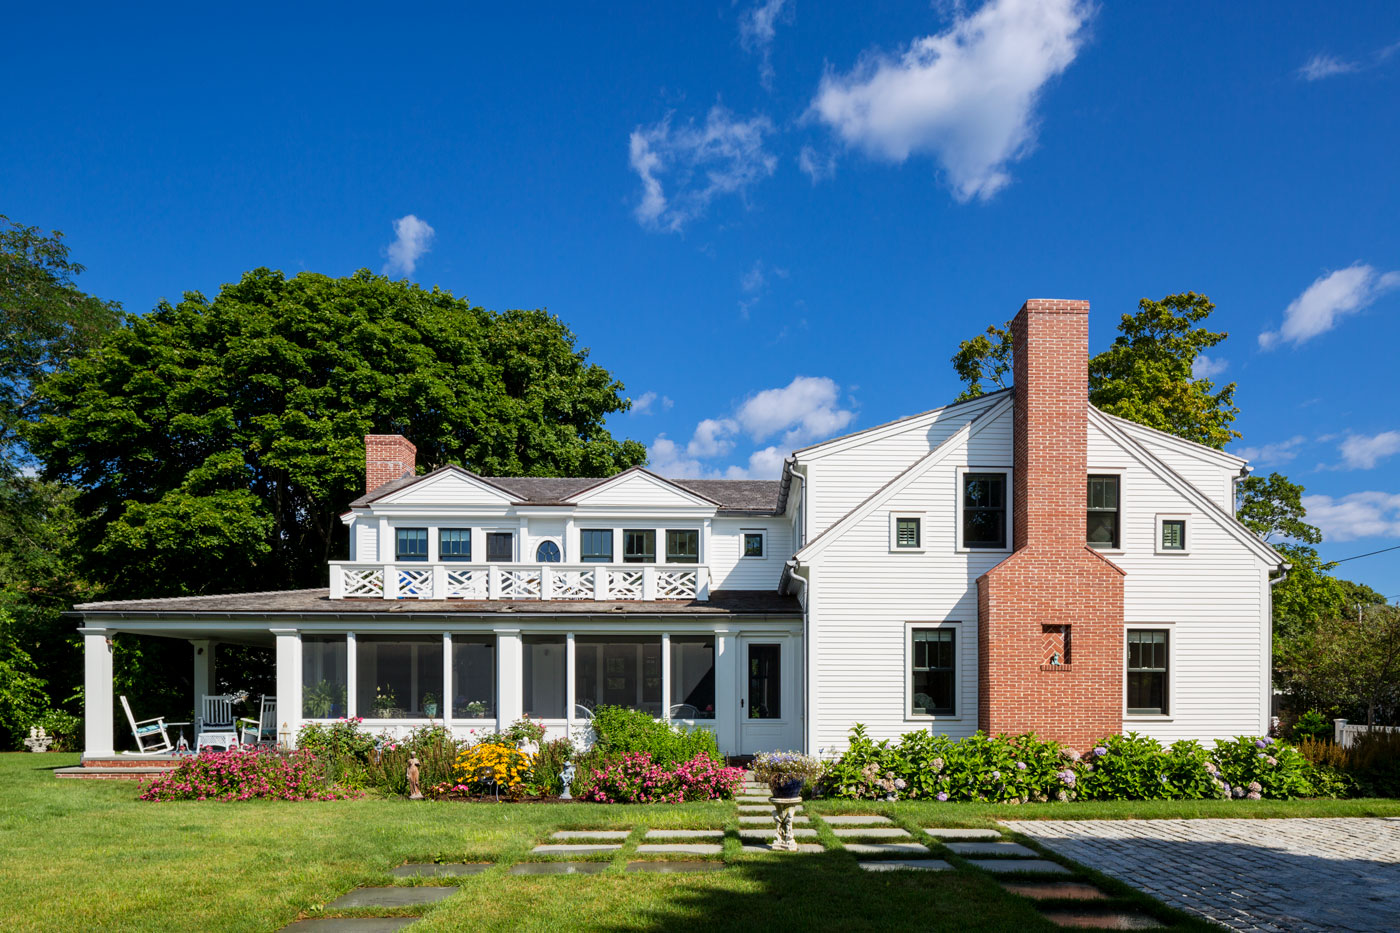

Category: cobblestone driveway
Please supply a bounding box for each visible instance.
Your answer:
[1002,818,1400,932]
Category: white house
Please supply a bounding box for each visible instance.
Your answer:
[70,299,1286,763]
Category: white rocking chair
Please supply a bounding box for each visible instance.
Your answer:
[120,695,183,755]
[239,695,277,746]
[195,694,240,752]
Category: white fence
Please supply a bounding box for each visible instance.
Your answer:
[1333,719,1400,748]
[328,561,709,602]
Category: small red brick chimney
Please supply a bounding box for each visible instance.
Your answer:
[976,299,1124,748]
[365,434,416,493]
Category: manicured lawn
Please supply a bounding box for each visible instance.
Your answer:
[5,754,1396,932]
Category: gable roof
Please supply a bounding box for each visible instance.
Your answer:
[790,388,1010,460]
[347,465,782,513]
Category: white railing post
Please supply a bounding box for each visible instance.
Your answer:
[540,565,553,600]
[695,566,710,601]
[330,565,345,599]
[383,563,399,600]
[1334,718,1347,745]
[488,564,501,600]
[594,566,609,600]
[431,564,446,600]
[643,566,658,601]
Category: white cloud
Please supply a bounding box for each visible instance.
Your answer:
[629,106,777,232]
[630,392,674,416]
[688,418,739,458]
[738,259,788,318]
[808,0,1092,202]
[1191,354,1229,380]
[382,214,435,277]
[1232,435,1306,468]
[1302,491,1400,542]
[1260,263,1400,349]
[739,0,792,89]
[734,375,856,445]
[1298,53,1359,81]
[797,145,837,183]
[1339,431,1400,470]
[646,436,706,479]
[725,445,788,479]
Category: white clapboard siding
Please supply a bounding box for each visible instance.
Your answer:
[382,470,515,507]
[570,471,711,508]
[805,396,1001,537]
[523,518,566,562]
[353,520,377,562]
[709,519,792,591]
[1115,422,1239,514]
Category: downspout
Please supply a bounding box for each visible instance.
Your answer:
[784,559,812,754]
[1231,464,1253,518]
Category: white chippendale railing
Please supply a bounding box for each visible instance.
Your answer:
[328,562,709,602]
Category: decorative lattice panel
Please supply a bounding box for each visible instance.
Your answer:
[445,569,486,599]
[553,570,594,599]
[608,570,644,599]
[501,570,541,599]
[397,568,433,598]
[655,570,697,599]
[342,567,384,598]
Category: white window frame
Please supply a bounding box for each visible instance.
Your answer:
[435,525,474,563]
[904,621,961,721]
[1154,513,1190,555]
[740,528,768,560]
[482,527,518,562]
[1085,467,1128,554]
[1123,623,1175,722]
[955,466,1012,553]
[889,511,925,553]
[532,537,564,563]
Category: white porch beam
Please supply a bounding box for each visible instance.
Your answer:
[82,628,115,758]
[273,629,302,747]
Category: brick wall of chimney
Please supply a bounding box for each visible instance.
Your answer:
[365,434,416,494]
[977,299,1125,748]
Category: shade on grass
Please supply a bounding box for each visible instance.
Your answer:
[4,754,1397,932]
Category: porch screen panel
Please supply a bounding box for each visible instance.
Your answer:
[747,643,781,719]
[452,636,496,719]
[575,636,662,716]
[356,635,443,719]
[523,635,566,719]
[301,636,347,719]
[669,635,715,719]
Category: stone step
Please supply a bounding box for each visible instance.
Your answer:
[831,827,910,839]
[820,815,891,826]
[279,919,418,932]
[327,887,458,908]
[972,858,1071,875]
[997,881,1107,901]
[739,828,817,839]
[924,827,1001,840]
[54,766,169,780]
[739,815,808,824]
[531,843,622,855]
[643,829,724,839]
[737,805,775,814]
[389,862,489,877]
[509,862,609,875]
[946,841,1038,857]
[858,859,953,873]
[550,830,630,841]
[842,842,929,856]
[741,843,824,854]
[1040,911,1164,929]
[625,861,725,873]
[635,843,723,855]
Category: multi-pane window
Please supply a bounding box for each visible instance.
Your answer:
[747,643,781,719]
[963,473,1007,548]
[623,529,656,563]
[665,529,699,563]
[911,628,955,716]
[1127,629,1169,715]
[895,516,921,549]
[1161,519,1186,551]
[485,532,514,562]
[579,529,613,563]
[535,541,561,562]
[1087,475,1121,549]
[742,531,765,558]
[439,529,471,562]
[396,527,428,562]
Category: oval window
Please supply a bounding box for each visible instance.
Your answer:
[535,541,561,562]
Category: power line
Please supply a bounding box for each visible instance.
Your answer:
[1329,543,1400,564]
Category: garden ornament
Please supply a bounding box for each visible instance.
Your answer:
[559,762,575,800]
[407,755,423,799]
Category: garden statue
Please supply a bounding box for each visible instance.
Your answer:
[559,762,575,800]
[407,755,423,799]
[24,726,53,753]
[770,795,802,851]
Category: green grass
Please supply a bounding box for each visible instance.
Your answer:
[5,754,1394,932]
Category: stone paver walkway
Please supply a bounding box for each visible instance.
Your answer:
[1005,818,1400,933]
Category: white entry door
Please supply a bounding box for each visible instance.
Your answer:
[738,636,800,754]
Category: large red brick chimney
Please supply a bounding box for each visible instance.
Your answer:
[976,299,1124,748]
[365,434,416,493]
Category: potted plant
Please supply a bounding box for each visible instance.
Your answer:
[372,684,398,718]
[422,692,439,718]
[752,751,824,799]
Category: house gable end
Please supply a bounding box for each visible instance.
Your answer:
[566,466,718,509]
[373,466,517,508]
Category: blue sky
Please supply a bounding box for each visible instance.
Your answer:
[6,1,1399,598]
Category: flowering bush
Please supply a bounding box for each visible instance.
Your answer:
[580,752,743,803]
[452,743,535,798]
[751,751,824,793]
[139,748,360,801]
[297,718,376,762]
[590,706,723,768]
[1211,735,1314,799]
[1075,734,1225,801]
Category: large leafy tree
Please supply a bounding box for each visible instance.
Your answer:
[29,268,647,598]
[951,292,1239,449]
[1279,605,1400,725]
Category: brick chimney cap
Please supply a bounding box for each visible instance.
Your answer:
[1018,299,1090,314]
[365,433,417,452]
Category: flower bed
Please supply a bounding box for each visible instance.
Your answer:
[580,752,744,803]
[139,748,361,801]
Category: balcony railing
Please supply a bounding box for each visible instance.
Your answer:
[328,562,710,602]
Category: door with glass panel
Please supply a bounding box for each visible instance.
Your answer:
[738,636,800,754]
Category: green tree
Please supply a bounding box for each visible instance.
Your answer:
[29,268,647,599]
[1280,606,1400,725]
[949,293,1239,448]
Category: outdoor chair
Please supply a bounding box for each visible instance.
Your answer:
[573,703,594,720]
[119,695,184,755]
[239,695,277,746]
[668,703,699,719]
[195,694,240,752]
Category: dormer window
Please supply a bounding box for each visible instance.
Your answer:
[396,527,428,562]
[439,529,471,562]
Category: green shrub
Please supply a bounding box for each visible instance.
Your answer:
[589,706,721,768]
[35,709,83,752]
[1299,733,1400,797]
[296,718,376,762]
[1077,734,1223,801]
[1210,736,1315,799]
[1289,709,1332,743]
[362,724,461,796]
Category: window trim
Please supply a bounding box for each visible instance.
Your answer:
[533,538,563,562]
[622,528,657,564]
[1154,513,1190,555]
[1086,468,1127,553]
[904,621,961,721]
[578,528,614,563]
[664,528,700,564]
[740,529,768,560]
[394,526,429,562]
[955,466,1012,553]
[889,511,925,553]
[1123,623,1174,721]
[437,527,473,563]
[483,529,516,563]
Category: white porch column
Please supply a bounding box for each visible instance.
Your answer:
[82,628,115,758]
[566,632,576,733]
[714,627,737,755]
[345,632,358,719]
[273,629,302,747]
[191,640,214,708]
[661,632,672,723]
[442,632,453,724]
[497,629,522,728]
